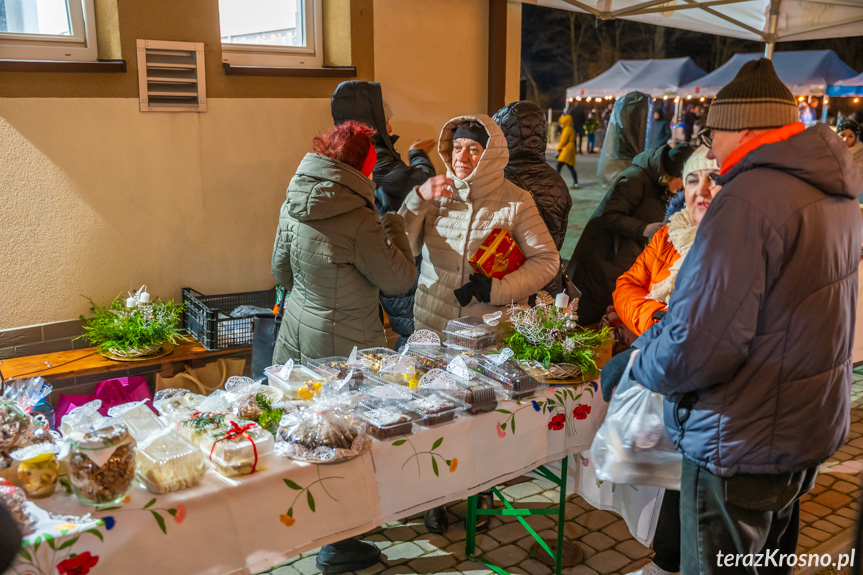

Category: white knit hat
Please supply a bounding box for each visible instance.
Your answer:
[682,145,719,181]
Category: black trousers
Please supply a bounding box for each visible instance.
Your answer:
[680,458,817,575]
[556,161,578,184]
[653,489,681,572]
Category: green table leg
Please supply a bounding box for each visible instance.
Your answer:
[465,493,477,557]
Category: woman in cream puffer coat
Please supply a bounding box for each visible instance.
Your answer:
[399,114,559,333]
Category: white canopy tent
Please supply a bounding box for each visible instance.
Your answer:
[534,0,863,53]
[566,57,706,99]
[677,50,857,98]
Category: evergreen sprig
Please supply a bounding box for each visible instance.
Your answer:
[255,392,284,435]
[77,294,187,354]
[503,321,612,379]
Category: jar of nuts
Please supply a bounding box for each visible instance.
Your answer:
[68,422,136,506]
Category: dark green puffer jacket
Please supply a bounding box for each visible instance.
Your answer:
[272,153,416,363]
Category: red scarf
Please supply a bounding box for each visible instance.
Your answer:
[720,123,805,175]
[360,143,377,177]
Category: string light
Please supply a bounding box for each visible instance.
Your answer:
[855,98,860,104]
[798,95,805,101]
[674,97,680,103]
[699,97,705,102]
[576,97,582,101]
[686,95,692,100]
[662,95,668,100]
[586,97,592,102]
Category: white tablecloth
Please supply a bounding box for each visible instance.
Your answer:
[10,380,661,575]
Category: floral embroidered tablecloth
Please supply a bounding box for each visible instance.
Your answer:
[10,380,661,575]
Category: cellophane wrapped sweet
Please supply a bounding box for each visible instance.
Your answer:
[0,479,36,535]
[200,419,273,477]
[418,369,500,415]
[153,389,205,426]
[265,363,330,399]
[276,395,365,463]
[135,428,206,494]
[443,317,501,350]
[107,401,164,441]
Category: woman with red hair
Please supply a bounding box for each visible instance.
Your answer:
[272,120,416,364]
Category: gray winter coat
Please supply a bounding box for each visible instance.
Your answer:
[272,153,416,363]
[632,123,863,477]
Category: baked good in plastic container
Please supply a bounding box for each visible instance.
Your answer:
[135,429,206,493]
[474,354,547,399]
[307,356,364,385]
[0,479,36,536]
[275,399,365,463]
[265,362,331,399]
[403,389,466,426]
[200,419,273,476]
[443,316,502,350]
[356,347,398,373]
[175,410,228,446]
[370,353,420,386]
[356,385,424,439]
[417,369,500,415]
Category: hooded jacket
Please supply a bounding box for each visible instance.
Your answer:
[556,115,576,166]
[272,153,416,363]
[632,124,863,477]
[399,114,559,332]
[567,145,676,325]
[331,81,436,337]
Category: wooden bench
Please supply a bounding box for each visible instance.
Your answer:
[0,338,250,382]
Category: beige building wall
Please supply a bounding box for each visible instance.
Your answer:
[1,0,522,330]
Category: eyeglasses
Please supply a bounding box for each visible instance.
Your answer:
[696,129,713,149]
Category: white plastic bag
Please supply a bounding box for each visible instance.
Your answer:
[590,349,682,490]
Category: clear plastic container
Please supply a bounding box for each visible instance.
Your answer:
[404,390,467,426]
[107,401,165,441]
[367,353,420,386]
[68,422,136,506]
[307,357,364,385]
[357,401,422,440]
[475,356,547,399]
[357,347,398,373]
[176,411,228,446]
[200,420,274,477]
[443,316,502,350]
[265,364,330,399]
[276,407,365,462]
[401,345,449,371]
[418,369,501,415]
[136,431,206,494]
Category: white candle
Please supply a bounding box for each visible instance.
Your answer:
[555,292,569,309]
[138,291,150,303]
[126,297,137,308]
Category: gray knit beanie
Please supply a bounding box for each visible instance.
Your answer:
[706,58,798,131]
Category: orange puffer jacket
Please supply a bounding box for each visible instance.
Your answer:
[612,225,680,336]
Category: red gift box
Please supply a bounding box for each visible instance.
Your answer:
[469,228,526,279]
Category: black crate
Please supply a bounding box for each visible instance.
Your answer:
[182,287,276,351]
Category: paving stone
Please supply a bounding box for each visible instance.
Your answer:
[291,556,321,575]
[365,534,394,550]
[801,501,831,518]
[816,474,837,487]
[572,540,597,559]
[379,566,415,575]
[412,533,450,554]
[580,532,616,552]
[563,522,590,541]
[837,507,859,520]
[271,566,302,575]
[796,535,817,551]
[353,564,386,575]
[519,558,552,575]
[577,510,618,531]
[615,540,652,560]
[808,484,826,496]
[517,535,540,551]
[406,554,457,573]
[565,504,588,520]
[811,520,843,534]
[566,565,599,575]
[454,560,495,574]
[585,550,630,573]
[601,520,633,542]
[814,491,854,508]
[489,521,534,545]
[799,511,818,524]
[444,542,469,562]
[502,482,545,499]
[475,534,500,553]
[380,526,418,542]
[450,501,468,519]
[800,527,831,543]
[847,437,863,449]
[827,515,857,529]
[484,544,529,567]
[833,480,859,494]
[381,542,425,563]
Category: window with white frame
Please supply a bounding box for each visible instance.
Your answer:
[219,0,323,68]
[0,0,97,60]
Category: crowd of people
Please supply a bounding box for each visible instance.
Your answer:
[270,58,863,574]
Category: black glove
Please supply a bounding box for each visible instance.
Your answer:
[652,309,666,321]
[600,346,636,402]
[453,273,492,306]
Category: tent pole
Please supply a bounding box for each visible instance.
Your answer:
[764,0,781,59]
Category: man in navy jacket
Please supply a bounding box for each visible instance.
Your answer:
[632,59,862,573]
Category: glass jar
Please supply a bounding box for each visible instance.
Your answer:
[12,443,60,498]
[0,400,28,451]
[68,422,136,506]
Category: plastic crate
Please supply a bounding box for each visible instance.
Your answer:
[182,287,276,350]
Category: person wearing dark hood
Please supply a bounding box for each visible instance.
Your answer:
[331,81,437,347]
[566,143,693,325]
[630,59,862,574]
[492,100,573,297]
[648,109,672,149]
